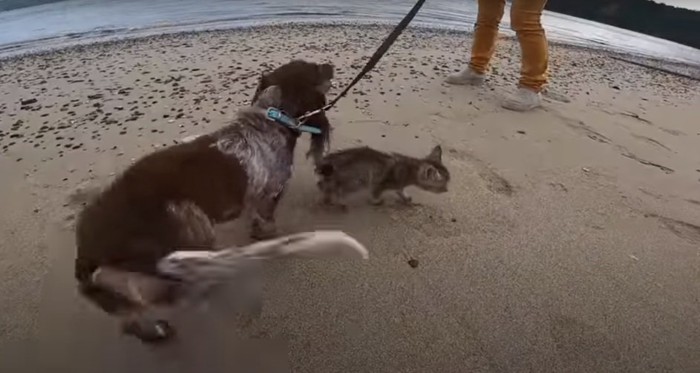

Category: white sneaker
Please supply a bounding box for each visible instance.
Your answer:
[445,68,485,86]
[501,87,542,111]
[541,87,571,103]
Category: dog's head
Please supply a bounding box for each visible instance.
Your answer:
[252,60,334,106]
[251,59,334,126]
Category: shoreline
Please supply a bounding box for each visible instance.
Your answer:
[2,21,700,76]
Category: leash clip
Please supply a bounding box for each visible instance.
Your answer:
[267,107,322,135]
[296,104,331,125]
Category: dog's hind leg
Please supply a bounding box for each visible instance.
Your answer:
[87,202,214,343]
[90,266,180,343]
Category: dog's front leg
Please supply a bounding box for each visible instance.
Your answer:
[307,134,325,166]
[250,191,284,240]
[306,111,331,166]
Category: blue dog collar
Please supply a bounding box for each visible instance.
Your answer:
[266,108,322,135]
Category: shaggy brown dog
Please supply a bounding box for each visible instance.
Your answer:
[74,60,336,344]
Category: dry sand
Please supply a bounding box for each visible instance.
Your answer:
[0,24,699,372]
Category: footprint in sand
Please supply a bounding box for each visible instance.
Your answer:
[645,213,700,245]
[446,147,515,197]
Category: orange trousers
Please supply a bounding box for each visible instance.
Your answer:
[469,0,549,92]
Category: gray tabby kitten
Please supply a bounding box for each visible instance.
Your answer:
[315,145,450,209]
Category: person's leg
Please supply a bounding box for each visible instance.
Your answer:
[502,0,549,111]
[446,0,506,85]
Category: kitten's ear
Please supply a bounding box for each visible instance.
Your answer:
[426,145,442,163]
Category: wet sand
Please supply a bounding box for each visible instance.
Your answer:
[0,24,699,372]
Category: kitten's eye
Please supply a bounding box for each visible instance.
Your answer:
[426,167,438,180]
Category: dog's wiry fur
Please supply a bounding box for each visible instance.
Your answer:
[74,60,338,344]
[251,59,334,165]
[316,145,450,209]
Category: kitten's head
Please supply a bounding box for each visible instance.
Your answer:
[416,145,450,193]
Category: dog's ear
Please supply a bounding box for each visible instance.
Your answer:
[253,85,283,108]
[315,64,334,95]
[260,72,271,87]
[251,72,270,105]
[318,63,334,80]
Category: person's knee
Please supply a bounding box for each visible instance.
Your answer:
[510,9,543,32]
[476,3,505,27]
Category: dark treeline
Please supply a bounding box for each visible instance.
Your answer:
[545,0,700,49]
[0,0,64,11]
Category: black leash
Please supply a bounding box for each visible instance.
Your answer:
[297,0,427,123]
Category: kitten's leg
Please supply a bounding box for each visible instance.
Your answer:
[369,185,385,206]
[330,191,348,212]
[318,180,334,205]
[321,192,348,212]
[396,188,413,205]
[318,180,347,212]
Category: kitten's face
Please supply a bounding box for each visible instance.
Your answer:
[416,145,449,193]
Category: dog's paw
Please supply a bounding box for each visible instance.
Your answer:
[369,197,384,206]
[122,319,175,344]
[250,222,278,241]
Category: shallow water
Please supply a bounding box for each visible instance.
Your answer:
[0,0,699,65]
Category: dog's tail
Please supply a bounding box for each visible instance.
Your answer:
[157,231,369,285]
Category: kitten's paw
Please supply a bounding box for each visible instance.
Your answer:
[320,201,348,213]
[402,198,423,207]
[122,319,175,344]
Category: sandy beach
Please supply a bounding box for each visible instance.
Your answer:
[1,24,699,372]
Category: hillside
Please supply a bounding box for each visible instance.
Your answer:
[0,0,63,11]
